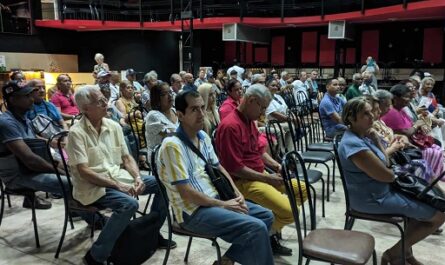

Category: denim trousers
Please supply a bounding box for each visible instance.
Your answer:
[89,175,163,262]
[181,201,274,265]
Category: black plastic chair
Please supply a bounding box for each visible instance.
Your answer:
[48,131,99,259]
[265,119,325,221]
[281,151,377,265]
[0,179,40,248]
[151,145,223,265]
[333,135,407,265]
[127,108,149,171]
[287,111,336,203]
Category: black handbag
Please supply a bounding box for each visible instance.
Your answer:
[390,150,411,166]
[392,166,445,212]
[175,133,236,201]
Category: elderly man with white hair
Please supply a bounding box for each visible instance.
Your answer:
[66,85,174,265]
[216,84,308,256]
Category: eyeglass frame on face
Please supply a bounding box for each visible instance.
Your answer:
[92,96,108,107]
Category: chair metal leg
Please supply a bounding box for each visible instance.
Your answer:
[162,226,173,265]
[55,209,69,258]
[304,258,311,265]
[69,212,74,230]
[184,236,193,262]
[0,187,4,228]
[308,184,317,230]
[213,239,222,265]
[322,163,331,202]
[7,194,11,208]
[30,196,40,248]
[331,159,336,192]
[320,178,325,218]
[143,194,152,215]
[372,250,377,265]
[90,213,95,238]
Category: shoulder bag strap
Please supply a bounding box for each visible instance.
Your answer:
[174,132,208,164]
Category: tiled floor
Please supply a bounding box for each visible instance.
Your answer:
[1,163,444,265]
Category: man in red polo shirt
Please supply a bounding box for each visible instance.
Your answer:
[216,84,307,256]
[50,74,79,120]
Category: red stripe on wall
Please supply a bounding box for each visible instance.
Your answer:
[319,35,336,67]
[301,32,317,63]
[346,47,356,64]
[423,28,443,64]
[246,42,253,64]
[271,36,285,65]
[224,41,236,64]
[255,47,268,63]
[361,30,379,63]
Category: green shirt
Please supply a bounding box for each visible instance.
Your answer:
[345,84,362,100]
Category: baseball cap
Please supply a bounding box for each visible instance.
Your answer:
[206,71,214,79]
[2,81,35,99]
[126,68,136,76]
[97,70,111,78]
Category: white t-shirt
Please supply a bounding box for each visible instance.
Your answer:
[266,94,288,119]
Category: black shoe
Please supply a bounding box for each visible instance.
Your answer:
[83,250,106,265]
[270,235,292,256]
[158,234,177,249]
[22,197,52,210]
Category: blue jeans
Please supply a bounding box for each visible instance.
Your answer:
[8,172,68,194]
[89,175,164,262]
[181,201,274,265]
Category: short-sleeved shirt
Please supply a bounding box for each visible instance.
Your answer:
[216,109,264,177]
[145,109,179,160]
[51,91,79,116]
[319,93,346,137]
[26,100,62,122]
[339,130,436,220]
[305,80,318,92]
[66,116,132,205]
[158,128,218,223]
[266,94,287,119]
[0,111,35,184]
[219,96,239,121]
[345,84,362,100]
[381,107,413,131]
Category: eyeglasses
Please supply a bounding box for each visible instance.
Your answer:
[94,97,108,107]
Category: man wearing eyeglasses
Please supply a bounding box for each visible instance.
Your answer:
[216,84,308,256]
[50,74,79,121]
[66,85,173,265]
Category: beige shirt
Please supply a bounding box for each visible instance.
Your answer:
[66,116,134,205]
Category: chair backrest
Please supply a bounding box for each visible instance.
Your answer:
[127,108,147,150]
[150,145,175,232]
[47,131,72,204]
[265,119,288,161]
[286,110,310,152]
[281,151,315,261]
[332,134,352,212]
[281,88,296,109]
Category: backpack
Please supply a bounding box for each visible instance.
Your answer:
[108,212,161,265]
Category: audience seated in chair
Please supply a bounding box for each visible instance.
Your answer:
[216,84,308,256]
[145,82,178,162]
[338,97,445,265]
[0,81,75,210]
[50,74,80,121]
[66,85,175,265]
[319,78,347,138]
[158,90,274,265]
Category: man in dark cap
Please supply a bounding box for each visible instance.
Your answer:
[125,68,143,93]
[0,81,56,209]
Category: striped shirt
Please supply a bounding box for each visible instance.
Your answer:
[158,130,219,223]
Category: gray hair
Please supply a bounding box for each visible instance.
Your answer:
[352,73,362,80]
[244,84,272,101]
[144,70,158,82]
[94,53,104,61]
[74,85,100,112]
[251,74,263,84]
[421,76,435,86]
[373,89,393,104]
[280,71,288,78]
